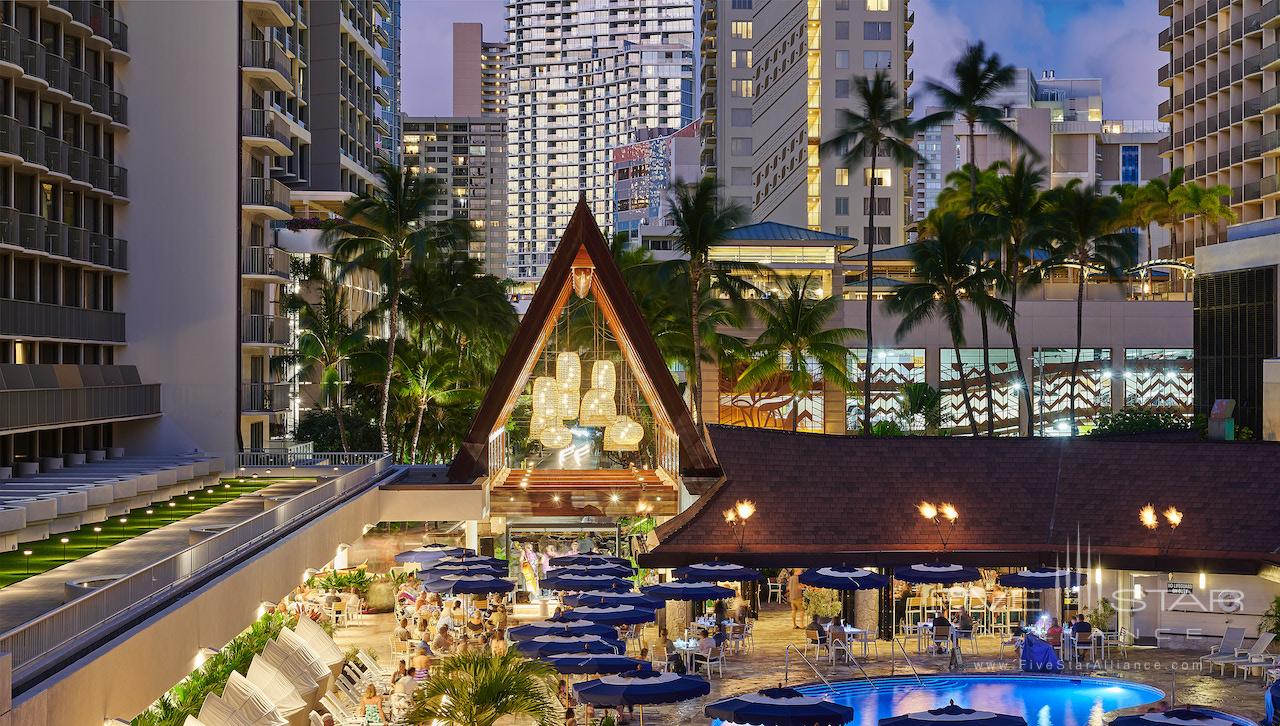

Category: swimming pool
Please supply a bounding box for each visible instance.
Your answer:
[725,675,1164,726]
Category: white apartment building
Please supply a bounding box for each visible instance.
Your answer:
[505,0,695,284]
[700,0,915,246]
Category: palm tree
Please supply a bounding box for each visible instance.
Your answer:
[326,163,470,452]
[898,381,942,435]
[665,177,751,426]
[1044,180,1138,433]
[923,41,1037,196]
[888,211,1006,436]
[277,260,366,451]
[977,156,1050,432]
[1137,166,1186,263]
[821,70,920,435]
[395,340,476,464]
[737,275,862,432]
[404,650,560,726]
[1170,180,1237,251]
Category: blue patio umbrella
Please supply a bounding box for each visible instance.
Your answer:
[705,686,855,726]
[564,590,665,609]
[800,566,890,590]
[1110,709,1238,726]
[421,573,514,595]
[513,634,626,658]
[997,567,1087,590]
[893,563,982,585]
[673,562,763,582]
[881,702,1027,726]
[558,605,657,626]
[550,562,636,578]
[542,572,634,592]
[394,545,472,564]
[550,553,631,567]
[575,669,711,726]
[642,581,735,601]
[508,620,619,641]
[419,562,506,578]
[543,652,649,675]
[431,554,505,567]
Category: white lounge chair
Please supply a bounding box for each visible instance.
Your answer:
[1198,627,1246,670]
[1206,632,1276,678]
[245,658,309,726]
[294,616,346,678]
[196,675,287,726]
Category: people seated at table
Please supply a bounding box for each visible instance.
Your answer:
[955,607,974,632]
[466,611,486,638]
[431,624,453,654]
[393,618,412,642]
[806,613,825,634]
[394,667,418,696]
[557,679,576,709]
[696,628,716,656]
[930,612,953,654]
[391,660,407,683]
[489,630,507,656]
[1070,614,1093,637]
[1046,618,1063,646]
[411,646,431,673]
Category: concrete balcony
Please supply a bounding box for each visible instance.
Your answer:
[18,38,44,81]
[241,245,292,281]
[241,177,291,220]
[240,39,292,94]
[240,382,290,413]
[0,300,125,343]
[241,314,289,347]
[241,108,292,157]
[0,365,160,434]
[243,0,294,27]
[108,92,127,127]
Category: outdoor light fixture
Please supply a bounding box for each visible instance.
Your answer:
[636,499,653,515]
[552,494,561,504]
[93,526,103,547]
[723,499,755,550]
[59,537,70,559]
[194,646,218,669]
[22,550,32,574]
[603,415,643,451]
[609,494,620,503]
[1140,503,1184,553]
[918,500,959,551]
[572,267,594,298]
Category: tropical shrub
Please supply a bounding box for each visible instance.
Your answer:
[803,587,843,619]
[1084,597,1116,631]
[869,420,907,437]
[1260,596,1280,636]
[404,650,561,726]
[1089,406,1191,436]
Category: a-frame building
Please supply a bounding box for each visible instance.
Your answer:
[446,199,721,519]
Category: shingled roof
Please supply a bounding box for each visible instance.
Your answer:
[642,425,1280,574]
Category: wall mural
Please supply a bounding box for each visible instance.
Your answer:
[718,358,825,433]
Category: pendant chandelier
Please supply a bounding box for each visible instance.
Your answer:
[591,359,616,392]
[539,423,573,449]
[531,376,558,433]
[603,415,643,452]
[580,388,618,426]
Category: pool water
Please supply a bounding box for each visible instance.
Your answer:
[764,675,1161,726]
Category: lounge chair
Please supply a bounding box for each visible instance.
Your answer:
[1206,632,1276,678]
[1198,627,1246,670]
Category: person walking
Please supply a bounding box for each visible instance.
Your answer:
[788,568,805,628]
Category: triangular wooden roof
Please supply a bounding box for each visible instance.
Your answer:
[447,198,720,482]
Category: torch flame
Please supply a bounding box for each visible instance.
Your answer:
[1163,506,1182,528]
[939,503,959,522]
[723,508,737,524]
[1139,504,1158,530]
[735,500,756,521]
[918,501,938,520]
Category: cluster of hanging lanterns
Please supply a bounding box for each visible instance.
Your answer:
[529,351,643,451]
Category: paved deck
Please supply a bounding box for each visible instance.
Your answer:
[331,603,1276,725]
[0,478,320,632]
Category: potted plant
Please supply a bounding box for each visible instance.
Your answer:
[1084,597,1117,631]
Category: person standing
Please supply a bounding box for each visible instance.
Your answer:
[788,568,805,629]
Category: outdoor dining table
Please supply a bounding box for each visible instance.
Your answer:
[672,638,702,671]
[826,625,869,662]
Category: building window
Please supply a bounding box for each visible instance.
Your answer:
[731,108,753,127]
[731,137,753,155]
[865,168,892,186]
[731,0,753,7]
[835,21,850,40]
[835,197,850,215]
[835,168,850,186]
[866,0,889,9]
[835,225,849,236]
[1121,144,1140,184]
[864,51,891,69]
[864,21,891,40]
[730,21,752,39]
[731,166,752,185]
[834,79,851,98]
[731,79,754,98]
[864,197,891,215]
[835,50,849,69]
[863,226,890,245]
[833,0,850,8]
[731,50,753,68]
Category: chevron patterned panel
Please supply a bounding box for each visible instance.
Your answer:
[1032,348,1112,436]
[941,349,1021,435]
[846,349,926,429]
[1123,348,1193,415]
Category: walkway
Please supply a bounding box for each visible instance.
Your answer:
[0,477,320,632]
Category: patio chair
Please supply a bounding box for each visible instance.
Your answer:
[1102,628,1132,659]
[1266,666,1279,687]
[695,645,725,678]
[804,628,828,660]
[1198,627,1246,670]
[929,625,952,655]
[955,628,978,656]
[767,577,783,603]
[854,629,879,660]
[997,634,1022,661]
[1072,631,1097,665]
[1207,632,1276,678]
[743,620,756,652]
[828,630,852,664]
[390,635,412,658]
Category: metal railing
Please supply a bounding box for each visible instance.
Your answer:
[0,383,160,432]
[241,245,292,277]
[240,382,290,413]
[889,637,923,685]
[242,108,292,150]
[0,299,125,342]
[242,176,289,213]
[241,38,290,82]
[783,644,835,693]
[236,450,387,468]
[241,313,289,345]
[0,455,392,689]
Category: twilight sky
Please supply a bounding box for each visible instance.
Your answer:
[401,0,1165,121]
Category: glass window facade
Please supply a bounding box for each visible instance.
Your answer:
[1124,348,1193,415]
[942,349,1021,435]
[848,349,927,430]
[1120,144,1140,184]
[1032,348,1112,436]
[720,354,825,433]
